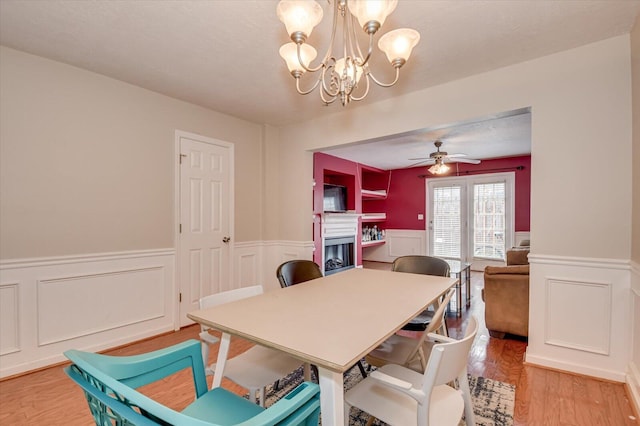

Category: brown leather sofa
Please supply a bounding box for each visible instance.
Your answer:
[482,244,530,338]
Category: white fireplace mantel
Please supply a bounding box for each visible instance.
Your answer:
[322,213,359,239]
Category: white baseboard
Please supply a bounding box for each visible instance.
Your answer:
[628,362,640,418]
[525,352,626,382]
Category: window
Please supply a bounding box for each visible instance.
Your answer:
[428,172,514,263]
[432,185,462,259]
[473,182,506,260]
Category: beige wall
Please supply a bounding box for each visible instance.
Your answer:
[273,35,633,261]
[632,17,639,257]
[0,46,263,260]
[630,16,639,406]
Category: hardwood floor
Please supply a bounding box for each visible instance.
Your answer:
[0,263,637,425]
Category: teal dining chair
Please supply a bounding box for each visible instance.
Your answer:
[64,339,320,426]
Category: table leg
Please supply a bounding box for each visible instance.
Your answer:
[456,274,462,318]
[211,332,231,388]
[318,367,345,426]
[465,265,472,307]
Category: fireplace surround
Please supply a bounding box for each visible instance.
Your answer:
[321,213,359,275]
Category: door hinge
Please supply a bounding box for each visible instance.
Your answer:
[179,153,187,164]
[179,223,182,233]
[179,292,182,303]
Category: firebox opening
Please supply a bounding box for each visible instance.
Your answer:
[324,236,355,275]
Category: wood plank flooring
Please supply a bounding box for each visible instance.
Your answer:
[0,263,637,425]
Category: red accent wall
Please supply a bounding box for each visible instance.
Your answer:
[384,156,531,231]
[313,153,531,265]
[313,153,362,266]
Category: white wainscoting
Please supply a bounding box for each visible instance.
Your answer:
[628,260,640,415]
[514,231,531,247]
[234,240,315,292]
[526,254,632,382]
[0,249,175,378]
[362,229,427,263]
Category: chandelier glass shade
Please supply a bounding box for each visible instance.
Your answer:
[429,159,450,175]
[276,0,420,106]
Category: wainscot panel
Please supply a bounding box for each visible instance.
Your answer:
[234,240,314,292]
[361,229,427,264]
[0,249,175,378]
[526,254,631,382]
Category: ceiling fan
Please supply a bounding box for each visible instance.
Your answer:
[409,141,480,174]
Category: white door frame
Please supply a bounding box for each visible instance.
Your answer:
[426,172,515,268]
[173,130,234,330]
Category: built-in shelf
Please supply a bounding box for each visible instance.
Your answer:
[361,189,387,200]
[362,213,386,222]
[362,239,386,247]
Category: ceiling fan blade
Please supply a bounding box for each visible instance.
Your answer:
[447,153,468,158]
[452,158,481,164]
[409,159,435,167]
[408,157,429,161]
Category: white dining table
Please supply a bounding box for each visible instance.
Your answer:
[187,267,457,426]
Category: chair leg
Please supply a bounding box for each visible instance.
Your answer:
[248,387,258,405]
[356,360,367,378]
[344,404,351,425]
[273,379,280,391]
[458,371,476,426]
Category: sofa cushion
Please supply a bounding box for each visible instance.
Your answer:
[506,248,529,265]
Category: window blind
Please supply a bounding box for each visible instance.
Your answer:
[473,182,506,260]
[432,186,461,259]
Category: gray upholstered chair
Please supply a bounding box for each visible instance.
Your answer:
[392,255,451,332]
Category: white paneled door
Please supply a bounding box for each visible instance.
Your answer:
[178,133,233,326]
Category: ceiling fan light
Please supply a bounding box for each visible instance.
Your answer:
[429,161,450,175]
[277,0,324,39]
[279,42,318,73]
[378,28,420,64]
[348,0,398,30]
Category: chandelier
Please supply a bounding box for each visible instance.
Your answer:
[276,0,420,106]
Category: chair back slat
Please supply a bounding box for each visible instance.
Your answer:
[276,260,323,288]
[64,339,321,426]
[392,255,451,277]
[200,285,264,309]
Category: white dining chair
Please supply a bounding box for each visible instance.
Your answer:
[365,288,455,373]
[199,285,304,406]
[345,316,479,426]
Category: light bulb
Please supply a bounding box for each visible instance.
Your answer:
[378,28,420,64]
[279,43,318,73]
[276,0,323,38]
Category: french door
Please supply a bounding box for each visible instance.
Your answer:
[427,172,515,268]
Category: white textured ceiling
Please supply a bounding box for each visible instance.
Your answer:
[1,0,638,168]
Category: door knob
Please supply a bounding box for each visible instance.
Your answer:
[222,236,231,243]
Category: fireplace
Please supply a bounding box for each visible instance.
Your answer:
[324,236,355,275]
[321,213,359,275]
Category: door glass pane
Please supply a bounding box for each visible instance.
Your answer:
[432,186,461,259]
[473,182,506,260]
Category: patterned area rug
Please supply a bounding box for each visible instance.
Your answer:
[262,363,515,426]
